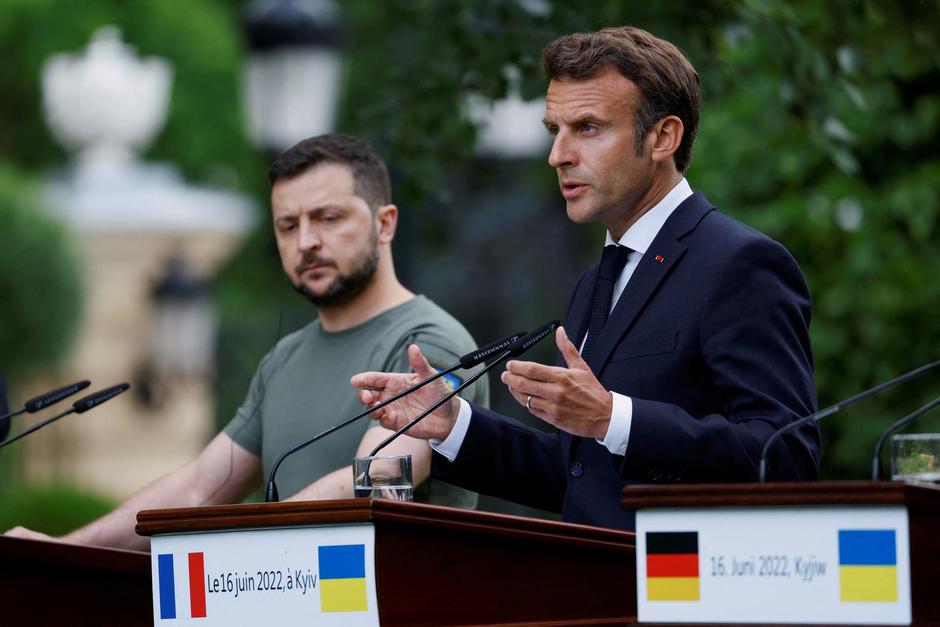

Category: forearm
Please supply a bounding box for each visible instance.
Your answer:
[64,466,217,551]
[287,465,356,501]
[434,404,566,513]
[65,488,178,551]
[624,397,818,482]
[63,434,260,550]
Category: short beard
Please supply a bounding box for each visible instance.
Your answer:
[293,237,380,309]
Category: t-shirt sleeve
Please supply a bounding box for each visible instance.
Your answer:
[383,331,490,410]
[222,352,273,455]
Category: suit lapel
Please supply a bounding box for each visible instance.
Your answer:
[566,267,597,352]
[585,192,715,375]
[585,238,686,374]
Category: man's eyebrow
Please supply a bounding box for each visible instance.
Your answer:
[542,114,605,128]
[297,203,350,216]
[274,202,347,219]
[572,113,605,125]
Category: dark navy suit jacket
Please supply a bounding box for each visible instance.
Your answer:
[433,192,820,530]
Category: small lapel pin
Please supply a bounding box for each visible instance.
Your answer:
[654,255,664,264]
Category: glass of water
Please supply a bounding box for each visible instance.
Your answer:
[353,454,413,501]
[891,434,940,484]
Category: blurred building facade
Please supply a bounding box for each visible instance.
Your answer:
[20,28,255,498]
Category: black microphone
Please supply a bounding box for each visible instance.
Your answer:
[264,330,526,502]
[758,359,940,482]
[0,380,91,423]
[871,396,940,481]
[74,383,130,412]
[506,318,560,357]
[0,383,130,449]
[458,331,527,368]
[369,319,561,457]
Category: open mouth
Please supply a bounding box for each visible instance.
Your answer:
[561,182,587,197]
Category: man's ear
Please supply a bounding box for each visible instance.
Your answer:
[375,204,398,244]
[649,115,684,164]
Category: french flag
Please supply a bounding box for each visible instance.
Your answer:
[157,552,207,620]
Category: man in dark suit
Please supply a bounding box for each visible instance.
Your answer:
[353,26,820,530]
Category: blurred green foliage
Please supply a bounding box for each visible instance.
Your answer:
[0,482,116,535]
[684,0,940,476]
[0,0,267,194]
[0,162,84,378]
[0,1,936,515]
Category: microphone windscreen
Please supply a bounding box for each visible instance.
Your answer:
[24,380,91,413]
[73,383,130,414]
[508,320,560,358]
[459,331,526,369]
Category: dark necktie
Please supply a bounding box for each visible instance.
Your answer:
[581,244,630,362]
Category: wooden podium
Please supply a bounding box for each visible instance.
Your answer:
[7,482,935,625]
[136,498,637,626]
[622,481,940,626]
[0,534,151,626]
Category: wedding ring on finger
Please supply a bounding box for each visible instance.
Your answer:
[526,394,533,411]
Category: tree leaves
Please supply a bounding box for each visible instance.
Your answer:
[0,162,84,379]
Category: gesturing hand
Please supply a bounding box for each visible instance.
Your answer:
[501,326,613,439]
[351,344,460,441]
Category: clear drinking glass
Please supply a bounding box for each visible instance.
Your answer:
[353,454,413,501]
[890,433,940,484]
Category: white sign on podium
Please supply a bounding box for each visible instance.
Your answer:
[636,506,911,625]
[150,523,379,626]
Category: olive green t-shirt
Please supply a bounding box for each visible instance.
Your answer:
[223,295,488,507]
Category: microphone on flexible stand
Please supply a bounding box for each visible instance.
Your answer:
[369,319,561,457]
[0,380,91,424]
[0,383,130,449]
[264,330,526,502]
[758,359,940,482]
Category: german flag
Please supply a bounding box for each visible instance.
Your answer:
[646,531,700,601]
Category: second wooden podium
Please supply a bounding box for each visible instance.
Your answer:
[137,498,637,626]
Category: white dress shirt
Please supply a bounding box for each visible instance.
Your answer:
[433,178,693,461]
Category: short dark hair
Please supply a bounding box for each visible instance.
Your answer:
[268,133,392,209]
[542,26,700,172]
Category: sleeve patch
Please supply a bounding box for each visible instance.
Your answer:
[437,369,463,391]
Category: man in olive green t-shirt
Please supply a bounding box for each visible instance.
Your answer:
[5,133,487,550]
[224,294,486,507]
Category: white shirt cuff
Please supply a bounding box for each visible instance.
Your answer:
[429,397,473,462]
[595,392,632,456]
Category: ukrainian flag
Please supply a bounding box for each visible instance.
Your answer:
[318,544,368,612]
[839,529,898,603]
[436,368,463,392]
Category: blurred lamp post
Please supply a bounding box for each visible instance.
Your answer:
[150,256,216,380]
[242,0,346,152]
